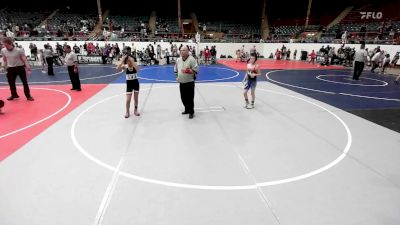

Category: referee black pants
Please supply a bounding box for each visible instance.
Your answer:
[179,81,195,114]
[67,66,81,90]
[7,66,31,98]
[353,61,364,80]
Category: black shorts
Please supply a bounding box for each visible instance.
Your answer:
[126,79,139,93]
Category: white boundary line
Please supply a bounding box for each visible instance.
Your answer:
[316,75,388,87]
[266,70,400,102]
[0,65,115,75]
[0,87,72,139]
[266,73,336,94]
[70,84,352,190]
[0,65,122,85]
[94,158,124,225]
[339,92,400,102]
[93,82,156,225]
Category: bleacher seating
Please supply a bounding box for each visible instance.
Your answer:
[0,10,49,35]
[0,4,398,44]
[199,20,260,35]
[162,17,179,33]
[45,9,97,33]
[108,15,148,32]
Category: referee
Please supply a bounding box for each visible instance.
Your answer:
[174,46,198,119]
[64,45,81,91]
[43,44,54,76]
[352,43,368,80]
[0,37,34,101]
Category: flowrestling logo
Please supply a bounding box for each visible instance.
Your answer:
[360,12,383,19]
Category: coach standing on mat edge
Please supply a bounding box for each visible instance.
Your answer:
[0,37,34,101]
[64,45,81,91]
[352,42,368,80]
[174,45,198,119]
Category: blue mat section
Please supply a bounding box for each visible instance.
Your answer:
[266,69,400,110]
[0,64,248,85]
[113,65,244,84]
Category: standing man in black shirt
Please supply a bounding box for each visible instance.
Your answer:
[73,44,80,54]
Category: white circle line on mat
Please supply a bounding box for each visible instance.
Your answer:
[71,84,352,190]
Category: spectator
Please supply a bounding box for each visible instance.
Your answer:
[341,31,348,44]
[236,49,241,63]
[250,45,256,55]
[210,46,217,64]
[29,43,38,60]
[156,44,162,59]
[371,51,384,73]
[381,54,390,74]
[281,45,286,59]
[73,44,80,54]
[275,49,281,60]
[269,53,274,59]
[6,29,14,38]
[309,50,316,64]
[352,43,368,80]
[391,52,399,66]
[204,46,210,64]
